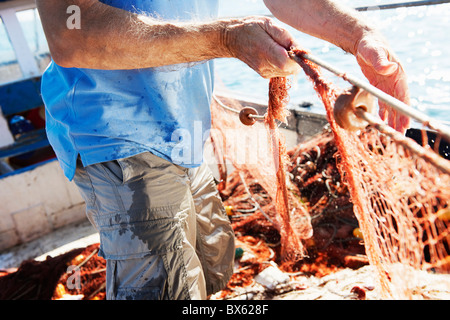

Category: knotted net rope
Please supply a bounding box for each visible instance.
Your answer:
[210,47,450,299]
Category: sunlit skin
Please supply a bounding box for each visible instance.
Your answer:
[36,0,409,133]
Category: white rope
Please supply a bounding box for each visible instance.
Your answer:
[212,93,266,120]
[212,93,240,114]
[355,0,450,11]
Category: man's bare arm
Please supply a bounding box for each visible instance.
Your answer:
[263,0,374,55]
[264,0,410,132]
[36,0,299,78]
[36,0,229,69]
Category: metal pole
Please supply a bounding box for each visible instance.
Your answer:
[223,0,450,21]
[355,0,450,11]
[289,51,450,143]
[355,108,450,175]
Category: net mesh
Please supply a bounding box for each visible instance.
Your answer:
[210,82,312,262]
[291,48,450,298]
[210,47,450,299]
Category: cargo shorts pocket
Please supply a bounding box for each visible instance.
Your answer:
[99,214,192,300]
[115,287,161,300]
[107,259,163,300]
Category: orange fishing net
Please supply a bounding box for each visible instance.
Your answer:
[210,81,312,262]
[210,47,450,299]
[265,77,307,262]
[291,48,450,298]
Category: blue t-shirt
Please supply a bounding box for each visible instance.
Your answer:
[41,0,219,180]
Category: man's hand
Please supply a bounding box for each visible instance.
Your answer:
[262,0,411,133]
[355,32,411,133]
[223,16,301,78]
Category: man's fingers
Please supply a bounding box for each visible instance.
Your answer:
[400,114,410,133]
[267,43,301,76]
[378,102,388,121]
[233,16,300,78]
[387,106,397,130]
[356,36,399,76]
[357,45,398,76]
[355,35,412,133]
[261,17,295,50]
[261,18,301,76]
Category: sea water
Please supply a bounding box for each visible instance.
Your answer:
[216,0,450,123]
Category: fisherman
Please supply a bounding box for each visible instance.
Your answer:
[36,0,410,300]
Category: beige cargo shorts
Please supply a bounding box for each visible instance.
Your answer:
[73,152,235,300]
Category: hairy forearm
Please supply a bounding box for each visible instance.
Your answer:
[264,0,375,54]
[37,0,232,69]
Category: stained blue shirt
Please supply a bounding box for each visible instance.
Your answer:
[41,0,219,180]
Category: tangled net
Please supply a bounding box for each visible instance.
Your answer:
[265,77,307,262]
[211,47,450,299]
[291,48,450,299]
[210,79,312,264]
[0,244,106,300]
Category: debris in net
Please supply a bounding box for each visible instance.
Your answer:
[213,128,373,299]
[0,247,84,300]
[52,243,106,300]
